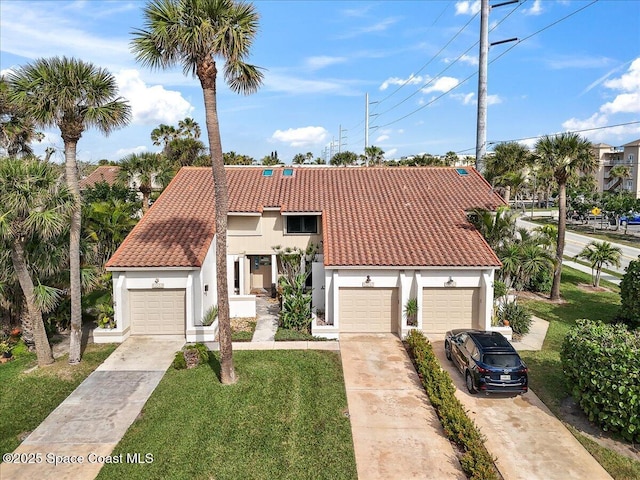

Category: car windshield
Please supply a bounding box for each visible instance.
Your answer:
[482,354,521,368]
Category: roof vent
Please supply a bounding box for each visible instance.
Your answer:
[283,168,294,177]
[456,168,469,176]
[262,169,273,177]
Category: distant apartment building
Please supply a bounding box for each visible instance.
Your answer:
[593,139,640,199]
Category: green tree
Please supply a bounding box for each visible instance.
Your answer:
[468,206,516,251]
[84,199,138,268]
[575,241,622,288]
[330,151,358,166]
[132,0,263,384]
[8,56,131,364]
[364,145,385,166]
[535,133,596,300]
[486,142,532,204]
[0,77,42,157]
[223,151,254,165]
[118,152,173,214]
[178,117,201,139]
[166,137,207,167]
[150,123,179,152]
[609,164,631,192]
[292,153,306,165]
[0,158,75,366]
[443,151,459,167]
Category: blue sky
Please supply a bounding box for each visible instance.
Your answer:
[1,0,639,164]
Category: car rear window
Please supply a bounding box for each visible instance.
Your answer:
[482,354,521,368]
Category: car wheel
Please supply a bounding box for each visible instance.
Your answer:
[465,371,477,394]
[445,341,452,361]
[621,220,628,227]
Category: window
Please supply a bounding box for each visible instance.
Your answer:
[456,168,469,176]
[262,169,273,177]
[286,215,317,234]
[283,168,294,177]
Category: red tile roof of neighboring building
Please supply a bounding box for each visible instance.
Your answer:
[79,165,121,189]
[106,166,504,269]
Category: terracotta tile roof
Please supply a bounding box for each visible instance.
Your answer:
[79,165,121,189]
[106,166,503,269]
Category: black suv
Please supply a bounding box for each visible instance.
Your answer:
[444,329,528,394]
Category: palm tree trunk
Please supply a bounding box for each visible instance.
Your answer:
[551,182,567,300]
[65,140,82,364]
[11,239,54,366]
[198,59,236,384]
[503,185,511,204]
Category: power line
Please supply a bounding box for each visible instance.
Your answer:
[453,120,640,154]
[375,0,599,129]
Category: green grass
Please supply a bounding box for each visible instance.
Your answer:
[519,267,640,478]
[274,328,327,341]
[231,320,256,342]
[97,350,356,480]
[0,342,117,455]
[528,218,640,248]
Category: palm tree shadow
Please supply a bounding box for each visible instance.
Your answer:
[206,352,222,379]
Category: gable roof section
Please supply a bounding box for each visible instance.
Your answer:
[79,165,121,189]
[106,166,503,269]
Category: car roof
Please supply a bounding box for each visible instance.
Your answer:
[467,331,516,352]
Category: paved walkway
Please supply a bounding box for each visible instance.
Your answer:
[251,295,279,342]
[340,334,465,479]
[563,259,621,285]
[0,336,184,480]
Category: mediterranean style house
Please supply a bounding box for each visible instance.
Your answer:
[592,139,640,198]
[99,166,505,343]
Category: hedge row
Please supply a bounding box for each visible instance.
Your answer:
[405,330,499,480]
[561,319,640,442]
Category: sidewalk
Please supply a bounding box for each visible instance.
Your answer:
[563,260,621,286]
[0,336,183,480]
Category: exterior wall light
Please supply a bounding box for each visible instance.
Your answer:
[444,276,456,287]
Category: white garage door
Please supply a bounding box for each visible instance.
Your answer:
[422,288,479,334]
[339,287,398,333]
[130,289,185,335]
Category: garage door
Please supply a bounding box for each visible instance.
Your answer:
[339,287,398,333]
[422,288,478,334]
[130,289,185,335]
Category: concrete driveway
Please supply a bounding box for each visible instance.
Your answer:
[0,336,184,480]
[340,334,465,479]
[432,340,612,480]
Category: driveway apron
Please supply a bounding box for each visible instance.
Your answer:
[1,336,184,480]
[432,340,613,480]
[340,334,465,479]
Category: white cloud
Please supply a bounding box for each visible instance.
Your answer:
[304,56,347,71]
[264,71,360,96]
[455,1,480,16]
[376,134,390,142]
[451,92,501,106]
[524,0,543,16]
[114,69,194,125]
[487,94,502,106]
[422,76,459,94]
[271,126,329,147]
[116,145,148,157]
[562,57,640,139]
[443,54,478,66]
[385,148,398,158]
[336,17,400,39]
[379,74,424,91]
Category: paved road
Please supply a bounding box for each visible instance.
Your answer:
[517,217,640,275]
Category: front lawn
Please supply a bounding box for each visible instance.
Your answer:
[519,267,640,479]
[98,350,356,480]
[0,342,117,455]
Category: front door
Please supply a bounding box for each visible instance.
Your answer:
[250,255,272,292]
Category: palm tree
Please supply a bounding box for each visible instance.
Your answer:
[364,145,385,166]
[132,0,263,384]
[118,152,173,214]
[486,142,531,204]
[468,206,517,251]
[0,77,41,157]
[575,241,622,288]
[0,158,75,366]
[8,57,130,364]
[535,133,596,300]
[609,164,631,192]
[150,123,179,153]
[178,117,201,139]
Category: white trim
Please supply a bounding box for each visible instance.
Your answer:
[228,212,261,216]
[263,207,280,211]
[281,211,322,216]
[329,265,500,270]
[107,266,199,272]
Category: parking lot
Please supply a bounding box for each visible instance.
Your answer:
[431,340,612,480]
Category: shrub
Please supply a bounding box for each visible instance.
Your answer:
[201,305,218,326]
[618,256,640,329]
[527,267,552,294]
[403,298,418,326]
[172,343,209,370]
[497,301,532,336]
[172,351,187,370]
[560,319,640,442]
[405,330,499,480]
[493,280,507,299]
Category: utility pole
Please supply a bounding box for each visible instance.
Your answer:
[365,93,369,166]
[475,0,489,173]
[475,0,519,174]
